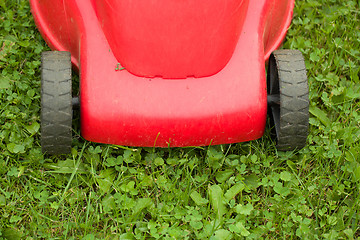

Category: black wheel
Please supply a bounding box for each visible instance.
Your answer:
[41,51,72,155]
[267,50,309,151]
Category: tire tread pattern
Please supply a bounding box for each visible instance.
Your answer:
[271,50,309,151]
[41,51,72,155]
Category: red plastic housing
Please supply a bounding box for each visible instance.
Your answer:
[30,0,294,147]
[95,0,249,78]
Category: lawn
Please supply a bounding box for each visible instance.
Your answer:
[0,0,360,239]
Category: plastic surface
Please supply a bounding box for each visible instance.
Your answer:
[94,0,249,78]
[30,0,295,147]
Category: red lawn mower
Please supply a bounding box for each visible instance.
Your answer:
[30,0,309,155]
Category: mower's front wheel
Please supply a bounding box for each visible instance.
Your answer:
[41,51,72,155]
[267,50,309,151]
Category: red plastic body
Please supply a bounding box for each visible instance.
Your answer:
[30,0,294,147]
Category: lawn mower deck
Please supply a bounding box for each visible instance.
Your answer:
[30,0,309,154]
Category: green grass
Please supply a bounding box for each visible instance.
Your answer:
[1,0,360,239]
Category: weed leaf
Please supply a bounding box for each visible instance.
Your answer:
[309,106,331,127]
[211,229,232,240]
[45,159,88,174]
[280,171,292,182]
[102,194,116,213]
[235,203,254,216]
[224,182,245,201]
[96,168,116,194]
[0,194,6,206]
[229,222,250,236]
[273,182,290,197]
[209,185,226,220]
[119,233,135,240]
[2,228,22,240]
[25,122,40,135]
[190,220,203,230]
[0,76,10,89]
[244,174,259,190]
[9,215,22,223]
[7,143,25,154]
[190,191,209,205]
[215,170,234,183]
[132,198,153,217]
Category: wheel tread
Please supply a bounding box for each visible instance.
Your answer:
[41,51,72,155]
[267,50,309,151]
